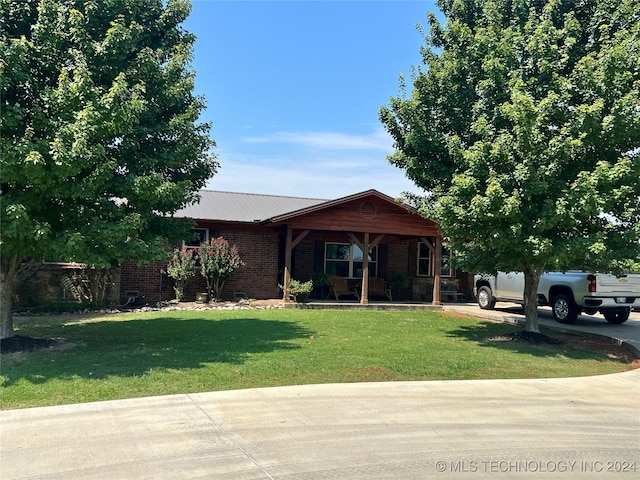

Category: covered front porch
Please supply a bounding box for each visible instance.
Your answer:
[263,190,452,305]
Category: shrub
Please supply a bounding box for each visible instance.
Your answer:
[279,278,313,302]
[166,246,196,301]
[199,237,245,300]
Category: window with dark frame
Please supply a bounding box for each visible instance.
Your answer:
[324,242,377,278]
[440,246,453,277]
[417,242,453,277]
[417,242,431,277]
[184,228,209,248]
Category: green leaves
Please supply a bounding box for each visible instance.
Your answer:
[381,0,640,275]
[1,0,218,266]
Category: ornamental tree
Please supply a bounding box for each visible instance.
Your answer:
[166,245,196,302]
[0,0,218,339]
[380,0,640,332]
[198,237,245,300]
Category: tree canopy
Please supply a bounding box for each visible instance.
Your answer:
[380,0,640,331]
[0,0,218,338]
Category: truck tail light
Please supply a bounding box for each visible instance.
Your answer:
[587,275,597,293]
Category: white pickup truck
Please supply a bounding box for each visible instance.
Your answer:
[474,271,640,324]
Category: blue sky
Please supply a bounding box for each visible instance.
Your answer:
[184,0,440,199]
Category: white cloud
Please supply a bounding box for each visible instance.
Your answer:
[206,126,422,199]
[205,148,420,199]
[242,126,394,152]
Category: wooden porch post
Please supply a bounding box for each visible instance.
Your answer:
[348,232,385,305]
[433,235,442,305]
[283,227,292,301]
[360,232,369,304]
[283,227,310,301]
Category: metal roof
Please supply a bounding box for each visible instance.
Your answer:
[174,190,329,223]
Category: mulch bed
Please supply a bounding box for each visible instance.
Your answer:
[1,335,57,354]
[490,331,562,345]
[489,330,639,366]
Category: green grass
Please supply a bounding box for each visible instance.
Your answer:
[1,309,635,410]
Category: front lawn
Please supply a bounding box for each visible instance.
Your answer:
[1,309,636,410]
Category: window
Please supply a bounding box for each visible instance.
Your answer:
[440,246,453,277]
[325,243,377,278]
[184,228,209,248]
[417,242,453,277]
[417,242,431,277]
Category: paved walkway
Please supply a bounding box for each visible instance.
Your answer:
[1,306,639,479]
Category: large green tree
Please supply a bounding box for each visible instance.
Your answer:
[0,0,218,339]
[380,0,640,332]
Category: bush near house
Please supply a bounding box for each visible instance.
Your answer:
[198,237,245,301]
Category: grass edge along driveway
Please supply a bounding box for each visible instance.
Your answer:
[1,309,637,410]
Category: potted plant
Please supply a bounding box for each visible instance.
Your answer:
[311,272,330,299]
[390,274,409,301]
[280,278,313,302]
[195,292,209,303]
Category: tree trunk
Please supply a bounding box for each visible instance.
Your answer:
[0,255,21,340]
[522,266,544,333]
[213,278,225,300]
[86,267,114,304]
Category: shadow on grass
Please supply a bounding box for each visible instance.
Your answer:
[2,316,313,386]
[446,321,616,361]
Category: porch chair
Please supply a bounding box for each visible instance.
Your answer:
[328,276,360,300]
[441,283,465,302]
[368,277,392,301]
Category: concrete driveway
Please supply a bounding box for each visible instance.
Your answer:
[1,306,639,479]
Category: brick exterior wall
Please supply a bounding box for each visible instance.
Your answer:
[120,226,281,303]
[292,239,315,282]
[221,228,281,300]
[386,242,411,279]
[120,229,470,305]
[120,259,166,304]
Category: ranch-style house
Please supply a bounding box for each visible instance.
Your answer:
[120,189,471,304]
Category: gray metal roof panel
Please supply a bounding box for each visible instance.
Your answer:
[174,190,329,223]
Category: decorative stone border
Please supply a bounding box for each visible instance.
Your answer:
[12,299,287,317]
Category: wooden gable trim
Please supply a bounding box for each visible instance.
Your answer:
[266,193,438,237]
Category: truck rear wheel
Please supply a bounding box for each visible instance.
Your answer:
[552,294,579,324]
[477,286,496,310]
[603,308,630,324]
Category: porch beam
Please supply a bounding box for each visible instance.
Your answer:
[291,229,310,249]
[347,232,386,304]
[369,234,385,249]
[347,233,363,251]
[282,228,309,301]
[283,228,293,301]
[420,236,436,255]
[360,232,369,304]
[347,233,385,251]
[432,235,442,305]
